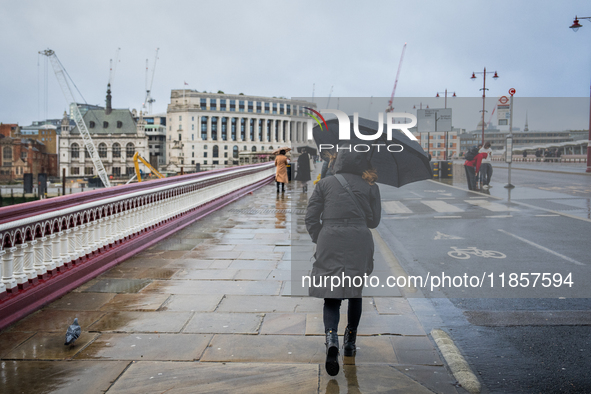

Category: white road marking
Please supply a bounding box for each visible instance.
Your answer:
[436,197,455,200]
[434,216,462,219]
[383,201,413,214]
[535,214,560,217]
[422,200,464,213]
[498,229,584,266]
[486,215,513,218]
[467,199,519,212]
[434,231,464,240]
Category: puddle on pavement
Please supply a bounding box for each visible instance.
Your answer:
[45,292,116,311]
[3,332,98,360]
[137,268,179,279]
[82,279,152,294]
[99,294,170,311]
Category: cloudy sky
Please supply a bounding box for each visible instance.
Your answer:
[1,0,590,131]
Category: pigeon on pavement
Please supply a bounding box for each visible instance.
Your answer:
[64,318,81,345]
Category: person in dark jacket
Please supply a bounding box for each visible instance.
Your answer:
[295,151,312,192]
[305,148,381,376]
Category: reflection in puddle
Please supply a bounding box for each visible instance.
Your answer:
[325,364,362,393]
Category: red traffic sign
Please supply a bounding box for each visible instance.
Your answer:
[508,88,516,96]
[499,96,509,104]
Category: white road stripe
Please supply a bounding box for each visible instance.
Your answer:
[535,214,560,217]
[383,201,413,214]
[498,229,584,266]
[422,200,464,213]
[467,199,519,212]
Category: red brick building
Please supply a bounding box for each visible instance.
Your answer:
[0,123,19,138]
[0,135,58,182]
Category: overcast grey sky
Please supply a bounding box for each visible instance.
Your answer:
[1,0,590,131]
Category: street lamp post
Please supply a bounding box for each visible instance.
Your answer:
[569,16,591,173]
[470,68,499,146]
[436,89,457,159]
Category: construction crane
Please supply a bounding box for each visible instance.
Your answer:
[39,49,111,188]
[130,152,164,183]
[143,48,159,114]
[486,106,496,128]
[386,43,407,113]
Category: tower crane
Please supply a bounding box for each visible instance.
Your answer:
[143,48,159,114]
[39,49,111,187]
[386,43,407,113]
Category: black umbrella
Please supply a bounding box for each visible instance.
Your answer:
[297,145,317,155]
[313,116,432,187]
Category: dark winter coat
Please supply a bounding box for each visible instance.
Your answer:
[295,153,311,182]
[305,150,381,298]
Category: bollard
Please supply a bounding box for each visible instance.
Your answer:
[440,161,453,178]
[430,161,440,179]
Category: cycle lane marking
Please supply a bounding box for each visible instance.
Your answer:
[422,200,464,213]
[497,229,584,266]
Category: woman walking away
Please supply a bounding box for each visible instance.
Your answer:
[305,148,381,376]
[274,150,288,193]
[295,150,312,192]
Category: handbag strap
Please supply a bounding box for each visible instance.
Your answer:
[334,174,366,220]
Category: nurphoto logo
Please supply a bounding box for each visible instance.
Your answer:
[307,109,418,153]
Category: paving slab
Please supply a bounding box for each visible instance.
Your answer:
[0,360,129,394]
[227,260,278,270]
[82,278,153,293]
[172,268,238,280]
[373,297,415,315]
[234,269,272,280]
[139,280,281,295]
[0,332,35,358]
[107,362,318,394]
[260,313,307,335]
[238,251,285,260]
[158,294,223,312]
[163,259,214,269]
[391,337,444,366]
[318,364,435,394]
[136,267,180,279]
[3,332,98,360]
[394,365,460,394]
[99,294,170,312]
[201,334,326,363]
[10,310,105,332]
[88,311,192,333]
[45,292,116,311]
[75,333,212,361]
[183,313,263,334]
[216,295,322,313]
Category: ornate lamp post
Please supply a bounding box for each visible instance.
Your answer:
[470,68,499,145]
[435,89,457,109]
[436,89,457,159]
[569,16,591,173]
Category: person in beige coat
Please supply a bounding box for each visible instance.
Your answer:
[274,150,289,193]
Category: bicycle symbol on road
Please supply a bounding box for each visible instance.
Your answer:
[447,246,506,260]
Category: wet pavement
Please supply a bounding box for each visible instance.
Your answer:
[0,165,464,394]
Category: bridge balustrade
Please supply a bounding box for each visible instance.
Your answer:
[0,163,274,329]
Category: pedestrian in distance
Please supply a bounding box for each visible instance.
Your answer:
[295,150,312,193]
[464,151,488,191]
[274,150,289,193]
[479,142,493,189]
[522,150,527,159]
[305,148,382,376]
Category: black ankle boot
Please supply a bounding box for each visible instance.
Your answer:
[325,328,339,376]
[343,326,357,357]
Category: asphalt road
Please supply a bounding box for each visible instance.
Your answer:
[376,171,591,393]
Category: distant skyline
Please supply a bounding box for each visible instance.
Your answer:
[1,1,590,131]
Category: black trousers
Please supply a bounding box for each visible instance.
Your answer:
[276,181,285,191]
[464,165,477,190]
[323,298,362,331]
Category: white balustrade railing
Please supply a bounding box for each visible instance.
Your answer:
[0,163,274,295]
